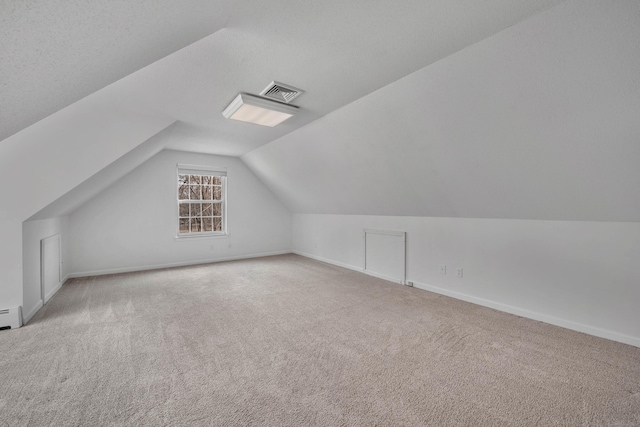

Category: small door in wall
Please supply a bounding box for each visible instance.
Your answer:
[363,229,406,284]
[41,234,61,304]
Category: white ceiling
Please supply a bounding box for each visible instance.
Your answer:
[243,0,640,221]
[1,0,564,155]
[0,0,236,143]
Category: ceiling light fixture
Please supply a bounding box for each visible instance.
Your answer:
[222,93,298,127]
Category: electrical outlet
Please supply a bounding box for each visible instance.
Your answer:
[457,268,463,278]
[406,281,414,287]
[440,265,446,275]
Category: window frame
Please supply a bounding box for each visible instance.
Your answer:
[175,164,228,238]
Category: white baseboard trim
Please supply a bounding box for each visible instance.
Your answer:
[68,250,293,279]
[293,251,403,285]
[411,280,640,349]
[292,250,363,273]
[23,275,70,325]
[293,251,640,348]
[23,300,43,324]
[44,281,63,304]
[362,269,404,285]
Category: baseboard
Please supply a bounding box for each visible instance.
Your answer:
[23,300,43,324]
[23,274,70,325]
[293,251,640,349]
[68,250,292,278]
[411,280,640,349]
[294,250,400,284]
[44,280,63,304]
[292,250,363,273]
[362,269,404,285]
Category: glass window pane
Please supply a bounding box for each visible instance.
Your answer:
[190,218,201,232]
[190,203,201,216]
[178,185,189,200]
[178,172,225,235]
[201,203,213,216]
[190,185,201,200]
[202,185,212,200]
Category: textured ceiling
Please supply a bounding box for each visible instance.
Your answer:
[0,0,235,142]
[1,0,564,154]
[3,0,573,223]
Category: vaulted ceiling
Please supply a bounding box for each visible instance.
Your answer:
[2,0,563,153]
[243,0,640,221]
[3,0,639,223]
[0,0,236,143]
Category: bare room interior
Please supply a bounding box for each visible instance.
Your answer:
[1,1,639,425]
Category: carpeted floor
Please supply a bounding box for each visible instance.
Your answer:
[1,254,639,426]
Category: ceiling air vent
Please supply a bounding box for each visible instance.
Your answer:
[260,81,304,104]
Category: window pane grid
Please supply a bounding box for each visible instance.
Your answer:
[178,173,225,234]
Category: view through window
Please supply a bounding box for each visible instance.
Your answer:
[177,168,226,235]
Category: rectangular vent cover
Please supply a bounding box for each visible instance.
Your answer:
[260,81,304,104]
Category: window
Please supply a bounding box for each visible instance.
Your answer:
[177,165,227,236]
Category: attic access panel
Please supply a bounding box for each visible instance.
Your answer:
[363,229,406,284]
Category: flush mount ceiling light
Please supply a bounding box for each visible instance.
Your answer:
[222,93,299,127]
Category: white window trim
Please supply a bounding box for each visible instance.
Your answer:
[175,164,229,239]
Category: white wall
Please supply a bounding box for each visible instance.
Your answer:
[22,216,70,323]
[239,1,640,348]
[0,97,173,311]
[0,217,24,310]
[293,214,640,347]
[68,150,291,276]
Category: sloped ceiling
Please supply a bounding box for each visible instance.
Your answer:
[0,0,236,142]
[2,0,564,153]
[3,0,568,222]
[243,0,640,221]
[28,125,174,220]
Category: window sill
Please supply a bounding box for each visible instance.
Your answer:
[175,232,229,240]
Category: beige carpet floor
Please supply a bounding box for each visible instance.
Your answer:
[1,254,639,426]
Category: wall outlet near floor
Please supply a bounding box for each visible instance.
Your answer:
[440,265,446,275]
[457,268,463,278]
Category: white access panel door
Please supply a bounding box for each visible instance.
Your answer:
[363,229,406,284]
[41,234,61,304]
